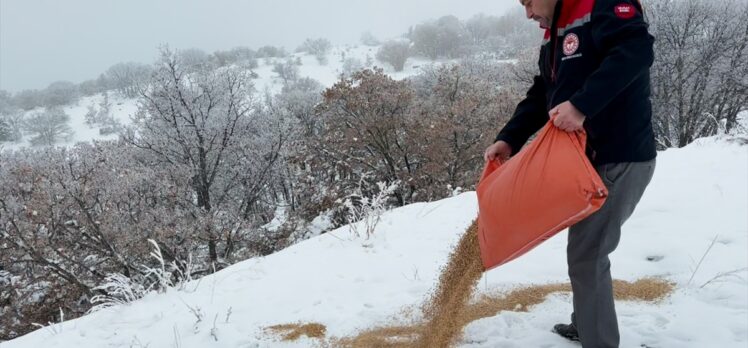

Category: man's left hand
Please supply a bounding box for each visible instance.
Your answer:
[550,101,586,132]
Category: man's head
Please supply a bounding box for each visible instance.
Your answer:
[519,0,559,29]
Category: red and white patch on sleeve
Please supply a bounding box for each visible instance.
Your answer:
[562,33,580,56]
[614,3,637,19]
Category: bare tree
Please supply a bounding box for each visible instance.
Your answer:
[212,46,258,68]
[0,91,23,142]
[410,16,468,59]
[43,81,79,107]
[84,92,112,125]
[124,48,287,265]
[0,89,11,114]
[507,48,540,89]
[260,78,324,225]
[411,21,440,60]
[83,92,119,135]
[178,48,211,72]
[24,107,74,146]
[376,40,411,72]
[78,78,105,96]
[314,68,418,206]
[12,89,44,111]
[649,0,748,147]
[273,59,300,85]
[103,62,153,98]
[272,77,323,136]
[257,45,287,58]
[342,57,365,77]
[297,38,332,65]
[0,118,12,142]
[411,60,519,195]
[360,31,381,46]
[0,111,24,143]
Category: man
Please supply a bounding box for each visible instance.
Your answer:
[483,0,657,346]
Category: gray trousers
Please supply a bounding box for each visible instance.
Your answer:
[567,158,656,348]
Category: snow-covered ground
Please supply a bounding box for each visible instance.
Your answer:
[4,134,747,347]
[0,93,138,151]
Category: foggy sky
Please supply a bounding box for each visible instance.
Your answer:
[0,0,518,93]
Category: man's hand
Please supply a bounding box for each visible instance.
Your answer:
[484,140,512,163]
[550,101,586,132]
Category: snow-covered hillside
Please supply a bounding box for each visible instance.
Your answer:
[4,134,747,347]
[1,45,441,151]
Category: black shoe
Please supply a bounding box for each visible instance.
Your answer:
[553,323,580,342]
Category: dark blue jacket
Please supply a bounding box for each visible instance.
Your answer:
[495,0,657,165]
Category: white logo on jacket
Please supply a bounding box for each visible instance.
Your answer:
[563,33,580,56]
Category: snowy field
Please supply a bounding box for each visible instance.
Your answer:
[4,132,747,348]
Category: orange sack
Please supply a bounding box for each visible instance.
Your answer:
[477,120,608,271]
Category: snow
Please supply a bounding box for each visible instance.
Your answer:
[1,44,443,152]
[261,206,289,233]
[4,135,747,347]
[253,45,440,98]
[307,212,335,238]
[1,94,138,151]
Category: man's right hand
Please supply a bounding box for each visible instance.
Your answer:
[484,140,513,163]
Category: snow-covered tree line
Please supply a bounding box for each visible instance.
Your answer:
[19,45,283,104]
[403,9,539,61]
[366,9,538,72]
[0,47,524,339]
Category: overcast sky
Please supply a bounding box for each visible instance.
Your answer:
[0,0,518,93]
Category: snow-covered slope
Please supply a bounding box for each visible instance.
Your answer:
[1,45,438,151]
[250,45,430,96]
[5,136,747,347]
[1,93,138,151]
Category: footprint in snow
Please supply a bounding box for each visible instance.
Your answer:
[646,255,664,262]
